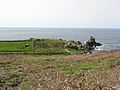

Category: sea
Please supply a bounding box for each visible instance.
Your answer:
[0,28,120,51]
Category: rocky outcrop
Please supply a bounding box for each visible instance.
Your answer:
[83,36,102,52]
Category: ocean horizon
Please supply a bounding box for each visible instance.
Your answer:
[0,27,120,51]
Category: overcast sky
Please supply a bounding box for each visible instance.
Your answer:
[0,0,120,28]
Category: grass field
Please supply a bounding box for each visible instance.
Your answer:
[34,39,67,53]
[1,50,120,90]
[0,39,82,54]
[0,41,32,52]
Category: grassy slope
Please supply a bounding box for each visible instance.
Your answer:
[34,39,67,53]
[0,39,82,54]
[1,50,120,90]
[0,41,32,52]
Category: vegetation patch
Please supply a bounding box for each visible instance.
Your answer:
[1,51,120,89]
[0,72,25,89]
[56,59,114,74]
[0,39,83,55]
[0,41,32,52]
[34,39,67,53]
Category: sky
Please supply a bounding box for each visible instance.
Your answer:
[0,0,120,28]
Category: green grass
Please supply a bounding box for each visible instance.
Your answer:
[0,72,25,88]
[0,41,32,52]
[67,48,84,54]
[34,39,66,52]
[0,39,82,54]
[56,59,113,74]
[33,39,83,54]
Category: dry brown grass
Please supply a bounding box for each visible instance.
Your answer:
[1,50,120,90]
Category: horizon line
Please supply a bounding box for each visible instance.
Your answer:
[0,27,120,29]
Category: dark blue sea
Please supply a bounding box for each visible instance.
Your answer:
[0,28,120,51]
